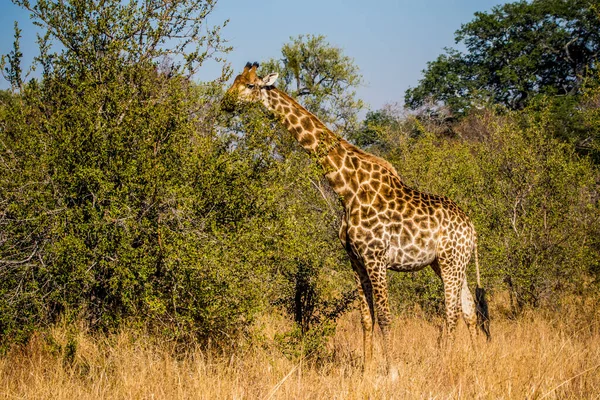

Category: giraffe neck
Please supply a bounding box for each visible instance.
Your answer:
[259,87,402,204]
[262,87,342,163]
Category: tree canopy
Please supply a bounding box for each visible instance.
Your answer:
[405,0,600,115]
[260,34,364,134]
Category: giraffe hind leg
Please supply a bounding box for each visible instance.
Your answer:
[437,257,465,343]
[460,277,478,341]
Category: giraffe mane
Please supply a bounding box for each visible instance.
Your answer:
[270,88,329,131]
[268,87,399,176]
[341,141,399,176]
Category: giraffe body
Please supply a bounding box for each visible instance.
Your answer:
[224,63,490,370]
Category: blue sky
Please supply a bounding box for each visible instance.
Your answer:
[1,0,508,111]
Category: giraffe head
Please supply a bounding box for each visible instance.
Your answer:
[222,62,278,111]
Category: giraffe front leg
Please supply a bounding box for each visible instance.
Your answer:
[351,261,374,370]
[365,259,393,373]
[343,219,375,371]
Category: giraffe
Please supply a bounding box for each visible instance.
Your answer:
[223,62,491,369]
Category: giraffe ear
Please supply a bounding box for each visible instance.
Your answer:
[261,73,278,87]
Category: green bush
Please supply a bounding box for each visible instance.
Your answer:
[377,105,599,315]
[2,0,599,352]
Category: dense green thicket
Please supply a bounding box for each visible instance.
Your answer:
[365,99,600,316]
[387,0,600,316]
[1,0,599,352]
[386,0,600,315]
[0,0,351,350]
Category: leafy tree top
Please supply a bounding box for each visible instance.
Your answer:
[405,0,600,115]
[7,0,231,82]
[260,34,364,134]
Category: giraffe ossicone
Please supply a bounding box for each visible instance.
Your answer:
[224,62,491,370]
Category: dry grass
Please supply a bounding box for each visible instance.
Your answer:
[1,302,599,399]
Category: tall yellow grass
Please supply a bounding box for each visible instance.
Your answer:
[1,301,599,399]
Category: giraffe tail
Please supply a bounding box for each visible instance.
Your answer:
[474,236,491,341]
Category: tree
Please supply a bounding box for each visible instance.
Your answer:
[12,0,230,79]
[348,106,402,148]
[260,34,364,134]
[234,35,365,348]
[1,22,23,90]
[577,70,600,162]
[0,0,241,347]
[405,0,600,115]
[1,1,358,352]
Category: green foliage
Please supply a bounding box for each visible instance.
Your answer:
[1,22,23,90]
[2,0,599,353]
[578,72,600,163]
[13,0,230,77]
[275,320,337,363]
[406,0,600,115]
[348,107,401,149]
[259,34,364,133]
[0,0,247,347]
[222,104,355,338]
[476,109,597,311]
[388,268,444,317]
[0,0,361,350]
[378,106,599,315]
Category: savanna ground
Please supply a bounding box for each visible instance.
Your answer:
[1,295,598,400]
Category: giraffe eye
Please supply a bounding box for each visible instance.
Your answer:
[246,84,255,89]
